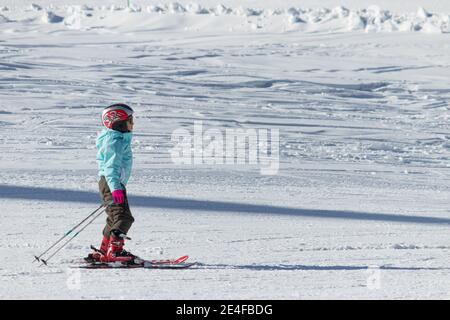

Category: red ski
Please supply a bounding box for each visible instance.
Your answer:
[78,255,195,269]
[142,255,189,265]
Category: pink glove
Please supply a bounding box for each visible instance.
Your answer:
[111,190,124,204]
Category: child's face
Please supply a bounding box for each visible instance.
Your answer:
[127,116,134,132]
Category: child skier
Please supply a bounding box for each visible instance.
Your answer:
[85,103,136,263]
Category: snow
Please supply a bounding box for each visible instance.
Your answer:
[2,1,450,33]
[1,0,450,299]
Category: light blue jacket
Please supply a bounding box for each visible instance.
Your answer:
[96,129,133,191]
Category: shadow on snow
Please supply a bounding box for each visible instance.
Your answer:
[1,184,450,226]
[195,263,450,271]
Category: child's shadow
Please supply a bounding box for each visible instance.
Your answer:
[195,263,450,271]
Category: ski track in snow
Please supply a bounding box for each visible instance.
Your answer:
[1,1,450,299]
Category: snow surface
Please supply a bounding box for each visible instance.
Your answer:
[1,1,450,299]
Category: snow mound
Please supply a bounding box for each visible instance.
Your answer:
[30,3,43,11]
[166,2,186,13]
[42,11,64,23]
[0,13,10,23]
[64,6,82,29]
[185,3,210,14]
[213,4,232,15]
[2,3,450,33]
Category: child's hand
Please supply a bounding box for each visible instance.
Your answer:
[112,190,125,204]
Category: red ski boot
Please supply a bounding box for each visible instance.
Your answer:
[84,235,109,263]
[102,232,136,263]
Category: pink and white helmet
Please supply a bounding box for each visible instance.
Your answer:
[102,103,134,129]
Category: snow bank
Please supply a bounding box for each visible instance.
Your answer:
[30,3,43,11]
[41,11,64,23]
[0,3,449,33]
[0,14,10,23]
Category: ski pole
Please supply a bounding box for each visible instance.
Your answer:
[39,205,108,266]
[33,201,112,263]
